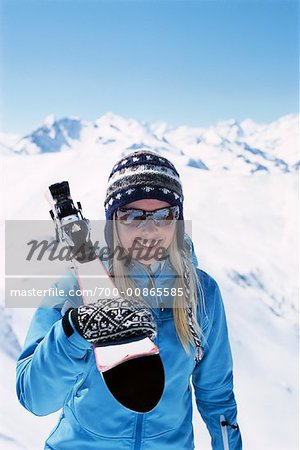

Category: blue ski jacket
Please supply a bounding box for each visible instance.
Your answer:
[16,245,242,450]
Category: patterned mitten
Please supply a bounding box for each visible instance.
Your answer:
[64,297,156,345]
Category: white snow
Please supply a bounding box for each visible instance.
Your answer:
[0,132,20,148]
[0,113,298,449]
[43,114,56,129]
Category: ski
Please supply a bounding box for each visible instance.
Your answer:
[46,181,164,412]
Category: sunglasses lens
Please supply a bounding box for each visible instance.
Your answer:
[152,208,173,225]
[117,209,145,225]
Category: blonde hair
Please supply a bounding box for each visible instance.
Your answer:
[110,216,206,353]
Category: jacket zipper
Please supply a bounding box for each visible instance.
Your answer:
[220,415,229,450]
[134,414,144,450]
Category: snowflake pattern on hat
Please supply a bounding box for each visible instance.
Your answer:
[104,150,184,222]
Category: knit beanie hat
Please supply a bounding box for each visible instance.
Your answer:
[104,150,185,248]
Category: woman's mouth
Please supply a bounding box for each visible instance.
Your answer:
[136,239,162,249]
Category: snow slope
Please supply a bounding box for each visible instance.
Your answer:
[0,113,299,449]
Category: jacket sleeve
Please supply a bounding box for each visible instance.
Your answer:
[192,272,242,449]
[16,281,92,416]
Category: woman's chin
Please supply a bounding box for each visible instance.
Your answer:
[131,249,167,266]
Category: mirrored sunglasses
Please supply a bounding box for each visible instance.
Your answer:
[116,205,180,228]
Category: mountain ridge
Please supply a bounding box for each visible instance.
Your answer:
[1,112,298,174]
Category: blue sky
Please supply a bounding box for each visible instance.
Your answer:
[0,0,298,134]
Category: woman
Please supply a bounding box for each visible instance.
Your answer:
[16,150,242,449]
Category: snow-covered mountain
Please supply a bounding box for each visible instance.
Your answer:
[0,113,299,450]
[1,112,299,174]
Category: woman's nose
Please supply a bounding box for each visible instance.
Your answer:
[140,219,158,233]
